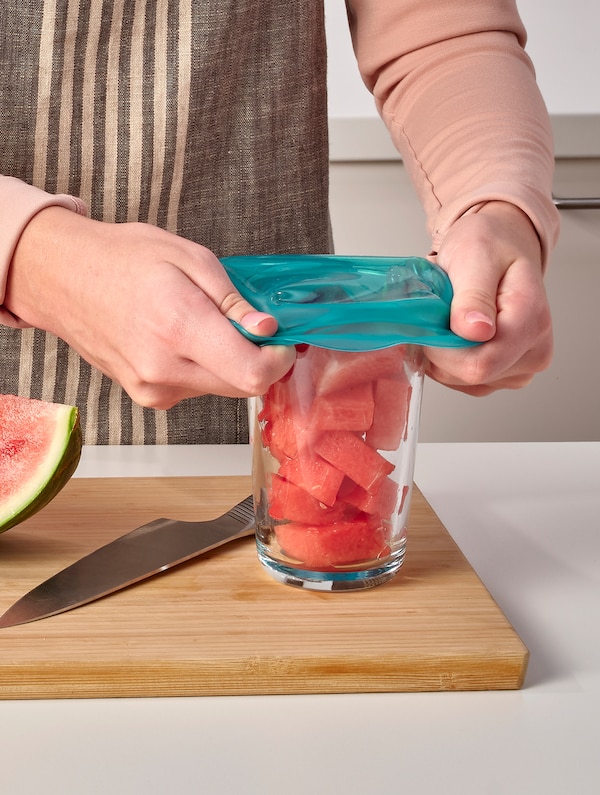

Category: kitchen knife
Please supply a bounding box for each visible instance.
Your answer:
[0,495,255,629]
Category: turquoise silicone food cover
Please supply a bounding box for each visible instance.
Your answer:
[222,254,478,352]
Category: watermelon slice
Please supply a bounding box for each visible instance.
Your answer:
[0,394,82,533]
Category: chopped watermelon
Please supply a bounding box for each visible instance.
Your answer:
[262,414,302,461]
[314,430,394,494]
[269,475,353,526]
[256,344,418,571]
[275,517,391,570]
[307,381,374,431]
[312,346,407,395]
[259,379,295,424]
[278,452,345,507]
[338,475,399,518]
[365,377,412,450]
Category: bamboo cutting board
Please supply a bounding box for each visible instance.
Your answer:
[0,476,528,699]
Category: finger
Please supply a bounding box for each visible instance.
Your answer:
[117,334,296,409]
[186,250,280,337]
[424,297,552,394]
[438,242,500,344]
[237,310,279,338]
[118,264,296,400]
[424,345,536,395]
[127,349,293,409]
[177,297,295,395]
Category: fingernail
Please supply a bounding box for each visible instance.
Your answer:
[465,311,494,327]
[240,311,272,331]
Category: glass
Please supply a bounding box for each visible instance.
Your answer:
[248,343,424,591]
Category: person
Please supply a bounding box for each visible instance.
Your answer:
[0,0,559,445]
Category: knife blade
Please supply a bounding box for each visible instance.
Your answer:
[0,494,255,628]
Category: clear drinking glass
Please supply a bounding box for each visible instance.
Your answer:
[248,343,424,591]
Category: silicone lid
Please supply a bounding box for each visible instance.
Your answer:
[222,254,478,351]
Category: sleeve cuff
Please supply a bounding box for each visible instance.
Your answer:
[429,182,561,272]
[0,176,88,328]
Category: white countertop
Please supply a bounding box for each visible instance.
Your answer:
[1,442,599,794]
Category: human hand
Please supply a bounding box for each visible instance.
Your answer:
[425,201,553,396]
[6,207,296,408]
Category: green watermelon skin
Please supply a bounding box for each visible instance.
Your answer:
[0,396,82,534]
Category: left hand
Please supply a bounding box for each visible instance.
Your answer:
[424,201,553,396]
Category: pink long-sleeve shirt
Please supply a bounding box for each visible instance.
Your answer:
[0,0,560,330]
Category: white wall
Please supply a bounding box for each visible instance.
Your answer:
[324,0,600,118]
[517,0,600,114]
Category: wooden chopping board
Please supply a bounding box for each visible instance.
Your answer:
[0,476,528,699]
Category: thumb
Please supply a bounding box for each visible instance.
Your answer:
[221,297,279,339]
[437,253,499,344]
[236,309,279,339]
[192,252,280,338]
[450,285,497,343]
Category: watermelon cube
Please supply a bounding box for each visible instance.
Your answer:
[314,430,394,494]
[268,475,351,526]
[338,475,399,519]
[278,452,345,507]
[307,381,374,432]
[258,380,289,423]
[365,377,412,450]
[313,347,407,396]
[275,516,391,569]
[262,414,315,462]
[261,371,313,425]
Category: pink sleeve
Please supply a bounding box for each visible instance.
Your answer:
[346,0,560,267]
[0,176,88,328]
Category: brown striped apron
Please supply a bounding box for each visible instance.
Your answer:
[0,0,331,444]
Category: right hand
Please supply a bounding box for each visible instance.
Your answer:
[6,207,296,408]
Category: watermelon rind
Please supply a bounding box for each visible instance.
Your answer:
[0,401,82,534]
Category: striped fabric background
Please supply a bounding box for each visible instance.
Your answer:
[0,0,331,444]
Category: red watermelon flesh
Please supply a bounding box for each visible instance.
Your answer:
[259,379,297,424]
[338,475,399,517]
[314,430,394,494]
[365,377,412,451]
[312,346,407,395]
[307,381,374,431]
[257,345,417,569]
[269,475,354,526]
[0,394,82,533]
[275,517,391,570]
[278,452,345,507]
[262,414,306,462]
